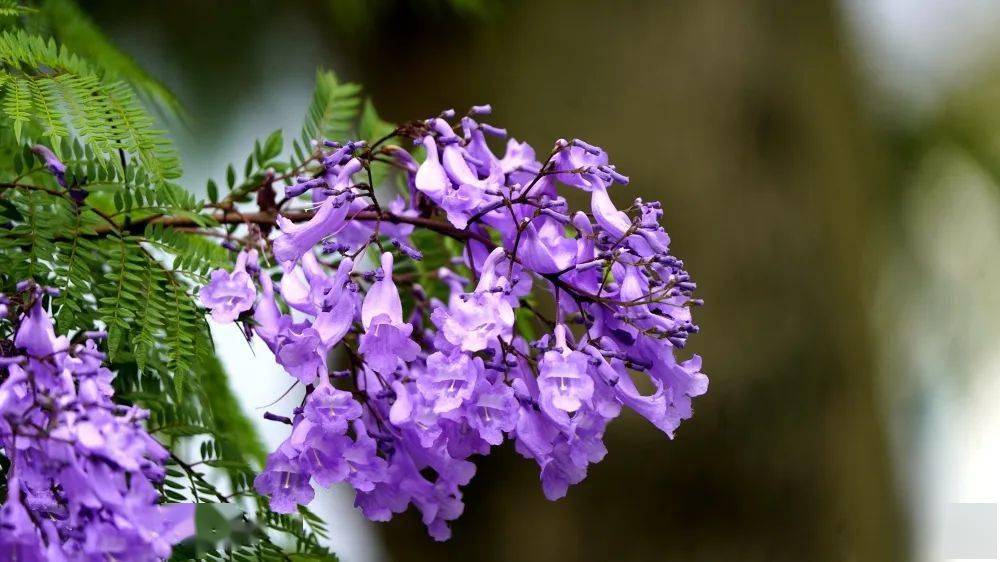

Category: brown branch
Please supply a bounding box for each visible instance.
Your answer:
[1,181,121,233]
[98,208,494,248]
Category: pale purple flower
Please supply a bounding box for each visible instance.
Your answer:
[342,421,389,492]
[417,351,481,413]
[466,377,518,445]
[359,253,419,373]
[551,141,609,191]
[254,454,315,513]
[228,108,708,541]
[389,380,445,448]
[538,325,594,416]
[303,383,363,434]
[199,249,257,323]
[31,145,67,188]
[275,326,325,384]
[431,248,515,352]
[1,287,179,559]
[273,193,351,264]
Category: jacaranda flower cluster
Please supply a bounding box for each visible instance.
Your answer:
[0,283,189,561]
[201,106,707,540]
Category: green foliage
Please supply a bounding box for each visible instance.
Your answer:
[0,0,35,18]
[0,28,181,183]
[0,3,337,560]
[294,69,396,156]
[302,69,362,147]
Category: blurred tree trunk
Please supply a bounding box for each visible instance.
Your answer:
[351,0,907,560]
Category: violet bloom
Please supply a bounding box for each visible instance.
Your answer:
[466,377,518,445]
[516,217,577,275]
[199,249,257,323]
[1,286,179,559]
[551,140,609,191]
[538,325,595,417]
[273,192,351,264]
[253,269,288,348]
[415,136,449,199]
[275,326,325,385]
[0,479,46,561]
[31,145,67,187]
[290,426,353,487]
[238,108,707,541]
[417,351,481,413]
[303,383,363,434]
[254,454,315,514]
[13,298,58,356]
[538,442,590,501]
[343,421,389,492]
[359,253,419,374]
[431,248,515,352]
[389,380,446,448]
[414,136,488,229]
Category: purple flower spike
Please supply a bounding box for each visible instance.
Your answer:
[1,288,180,559]
[216,104,706,542]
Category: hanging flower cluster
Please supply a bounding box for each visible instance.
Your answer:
[202,106,707,540]
[0,283,189,561]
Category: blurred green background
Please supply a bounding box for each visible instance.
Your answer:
[80,1,1000,560]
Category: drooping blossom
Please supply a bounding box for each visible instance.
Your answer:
[204,104,706,540]
[0,284,186,560]
[358,252,419,374]
[199,249,257,322]
[31,144,67,188]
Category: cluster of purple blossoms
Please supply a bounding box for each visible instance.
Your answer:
[202,106,707,540]
[0,283,190,561]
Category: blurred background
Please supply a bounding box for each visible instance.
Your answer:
[79,1,1000,560]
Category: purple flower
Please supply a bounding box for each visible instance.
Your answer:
[291,427,353,487]
[466,377,518,445]
[228,108,707,541]
[417,351,481,413]
[389,380,445,448]
[343,421,389,492]
[14,299,58,356]
[516,217,577,274]
[199,249,257,323]
[551,141,609,191]
[414,136,494,229]
[273,192,351,264]
[275,326,325,384]
[31,145,67,188]
[303,383,363,434]
[254,453,315,513]
[431,248,515,352]
[0,479,46,561]
[359,253,419,374]
[1,287,180,559]
[253,268,288,347]
[415,136,449,197]
[538,325,594,416]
